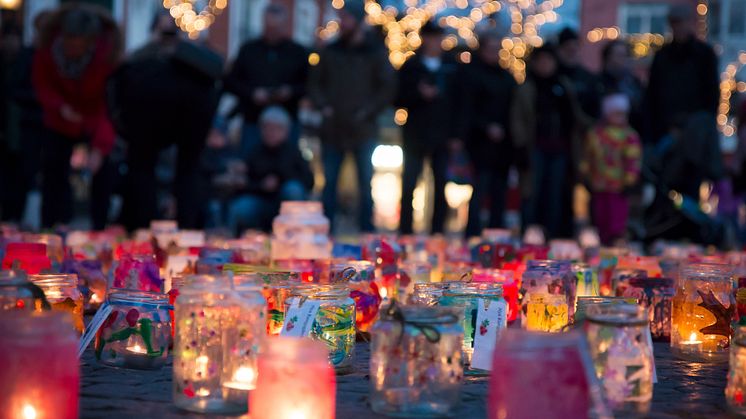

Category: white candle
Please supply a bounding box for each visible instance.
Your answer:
[222,366,256,408]
[682,332,703,352]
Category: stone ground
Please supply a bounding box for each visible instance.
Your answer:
[81,342,739,419]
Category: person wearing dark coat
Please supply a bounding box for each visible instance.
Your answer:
[600,40,645,134]
[556,27,603,120]
[644,5,719,145]
[109,12,222,230]
[397,22,460,235]
[223,3,308,156]
[307,0,396,232]
[227,107,314,234]
[463,33,517,236]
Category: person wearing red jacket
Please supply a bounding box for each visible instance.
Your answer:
[32,5,121,229]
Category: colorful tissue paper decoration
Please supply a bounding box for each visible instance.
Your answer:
[113,254,164,292]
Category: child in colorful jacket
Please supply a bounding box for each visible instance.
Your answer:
[581,93,642,244]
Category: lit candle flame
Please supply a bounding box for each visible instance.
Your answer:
[288,409,308,419]
[689,332,699,342]
[233,366,256,384]
[379,287,388,299]
[127,344,147,354]
[22,404,37,419]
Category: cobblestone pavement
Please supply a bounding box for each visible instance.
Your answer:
[81,342,737,419]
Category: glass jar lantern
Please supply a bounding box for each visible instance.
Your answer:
[234,270,300,335]
[623,277,675,340]
[370,305,463,417]
[671,263,736,362]
[585,304,654,415]
[271,201,332,262]
[520,260,574,332]
[330,261,381,333]
[285,284,356,373]
[250,337,336,419]
[0,271,37,311]
[471,268,519,324]
[0,311,79,419]
[95,290,171,370]
[488,330,608,419]
[29,274,84,334]
[439,283,506,374]
[398,260,431,301]
[173,274,265,414]
[612,268,648,298]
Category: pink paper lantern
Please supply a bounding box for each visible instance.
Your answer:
[250,337,336,419]
[0,311,79,419]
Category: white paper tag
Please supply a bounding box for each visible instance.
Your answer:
[78,302,113,359]
[471,298,507,371]
[280,297,321,337]
[644,327,657,383]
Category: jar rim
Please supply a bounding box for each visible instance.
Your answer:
[585,304,648,326]
[681,262,734,280]
[29,273,78,287]
[381,305,461,325]
[0,310,75,337]
[109,290,170,307]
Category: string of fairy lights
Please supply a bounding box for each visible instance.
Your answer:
[318,0,562,81]
[163,0,228,39]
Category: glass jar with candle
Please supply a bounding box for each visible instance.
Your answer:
[235,270,301,335]
[174,274,265,413]
[370,305,463,417]
[726,327,746,414]
[612,268,648,297]
[441,261,473,282]
[623,277,675,340]
[29,273,84,334]
[95,290,171,370]
[285,284,356,373]
[330,261,380,333]
[0,311,79,419]
[472,268,519,324]
[439,283,506,374]
[250,337,336,419]
[489,330,609,419]
[572,263,600,299]
[671,263,736,362]
[520,260,573,332]
[585,304,654,415]
[271,201,332,262]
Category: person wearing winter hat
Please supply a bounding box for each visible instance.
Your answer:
[580,93,641,244]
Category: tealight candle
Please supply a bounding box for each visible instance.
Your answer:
[0,311,79,419]
[250,337,336,419]
[222,366,256,408]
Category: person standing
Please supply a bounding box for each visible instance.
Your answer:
[224,3,308,156]
[396,22,460,235]
[109,11,222,230]
[32,5,121,229]
[600,40,645,134]
[308,0,396,232]
[463,32,517,236]
[511,45,581,239]
[645,4,719,145]
[580,94,641,245]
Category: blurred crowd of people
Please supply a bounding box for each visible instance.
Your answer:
[0,1,743,247]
